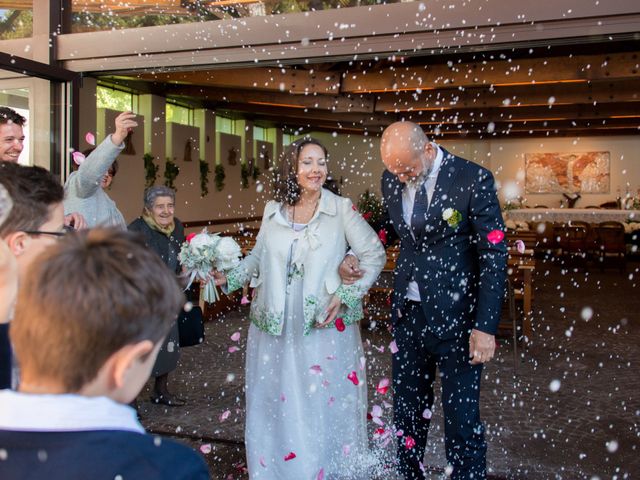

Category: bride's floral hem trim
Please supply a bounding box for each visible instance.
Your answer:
[249,306,283,336]
[226,268,247,293]
[335,284,367,311]
[302,296,320,336]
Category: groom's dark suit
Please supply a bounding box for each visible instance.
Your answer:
[381,147,507,479]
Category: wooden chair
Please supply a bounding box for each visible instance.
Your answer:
[555,222,589,268]
[594,221,626,273]
[507,249,535,343]
[497,278,519,371]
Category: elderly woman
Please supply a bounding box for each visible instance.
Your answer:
[64,111,137,229]
[215,138,386,479]
[128,186,185,406]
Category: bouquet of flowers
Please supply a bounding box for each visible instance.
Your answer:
[179,229,242,303]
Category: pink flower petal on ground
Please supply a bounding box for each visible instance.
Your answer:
[259,456,267,468]
[405,436,416,449]
[373,344,385,353]
[228,346,239,353]
[383,400,393,409]
[371,405,383,418]
[309,365,323,375]
[487,229,505,244]
[515,239,526,254]
[376,378,390,395]
[240,295,251,305]
[342,444,351,456]
[284,452,296,462]
[85,132,96,146]
[219,410,231,422]
[389,340,399,354]
[230,332,241,342]
[359,356,366,370]
[347,371,359,385]
[72,151,86,166]
[199,444,212,454]
[326,355,337,360]
[422,408,433,420]
[321,379,330,388]
[335,317,345,332]
[327,396,335,406]
[280,393,286,402]
[316,468,325,480]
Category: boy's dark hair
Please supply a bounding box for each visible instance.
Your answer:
[272,137,328,206]
[0,162,64,237]
[0,107,26,127]
[12,229,185,392]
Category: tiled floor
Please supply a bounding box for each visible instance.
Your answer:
[139,260,640,479]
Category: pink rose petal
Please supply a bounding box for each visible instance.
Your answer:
[422,408,433,420]
[284,452,296,462]
[383,400,393,409]
[316,468,325,480]
[321,379,330,388]
[347,371,359,385]
[389,340,399,354]
[515,239,526,254]
[371,404,383,418]
[487,229,505,244]
[359,356,366,371]
[72,151,86,166]
[405,435,416,449]
[228,346,239,353]
[85,132,96,146]
[280,393,286,402]
[309,365,323,375]
[230,332,241,342]
[200,443,212,454]
[327,396,335,406]
[240,296,251,305]
[376,378,390,395]
[219,410,231,422]
[259,456,267,468]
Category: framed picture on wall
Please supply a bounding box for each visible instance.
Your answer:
[524,151,610,194]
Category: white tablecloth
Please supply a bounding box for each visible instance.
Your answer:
[506,208,640,224]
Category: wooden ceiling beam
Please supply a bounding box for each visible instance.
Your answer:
[160,83,375,113]
[137,68,341,95]
[375,79,640,112]
[341,52,640,93]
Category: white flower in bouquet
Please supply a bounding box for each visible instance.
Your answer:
[179,229,221,303]
[215,236,242,272]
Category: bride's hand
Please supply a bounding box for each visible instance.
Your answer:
[315,295,341,328]
[212,270,227,287]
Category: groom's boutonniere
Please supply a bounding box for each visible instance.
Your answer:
[442,208,462,228]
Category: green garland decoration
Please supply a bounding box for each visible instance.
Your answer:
[240,163,249,189]
[143,153,158,188]
[199,159,210,197]
[164,158,180,190]
[252,166,261,182]
[214,164,226,192]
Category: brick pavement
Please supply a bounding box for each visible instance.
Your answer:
[139,261,640,479]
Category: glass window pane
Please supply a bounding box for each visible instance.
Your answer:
[0,3,33,39]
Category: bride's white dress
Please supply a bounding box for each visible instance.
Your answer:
[245,223,371,480]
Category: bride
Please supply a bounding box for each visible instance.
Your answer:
[215,138,385,479]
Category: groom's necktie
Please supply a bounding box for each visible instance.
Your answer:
[411,183,429,239]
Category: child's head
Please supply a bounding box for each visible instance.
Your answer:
[11,228,185,403]
[0,162,65,278]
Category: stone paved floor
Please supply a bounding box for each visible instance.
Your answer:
[139,260,640,479]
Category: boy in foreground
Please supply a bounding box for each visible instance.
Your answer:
[0,229,209,479]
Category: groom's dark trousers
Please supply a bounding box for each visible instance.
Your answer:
[393,301,485,480]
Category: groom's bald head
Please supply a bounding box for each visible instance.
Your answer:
[380,121,436,184]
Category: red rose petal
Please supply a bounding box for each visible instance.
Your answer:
[347,371,359,385]
[487,229,505,244]
[84,132,96,146]
[284,452,296,462]
[378,228,388,245]
[376,377,390,395]
[186,233,196,243]
[362,211,373,221]
[335,317,345,332]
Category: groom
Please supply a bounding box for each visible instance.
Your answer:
[378,121,506,479]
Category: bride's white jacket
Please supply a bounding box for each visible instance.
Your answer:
[226,188,386,336]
